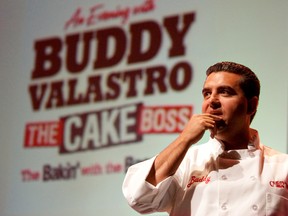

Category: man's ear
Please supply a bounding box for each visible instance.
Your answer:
[247,96,259,115]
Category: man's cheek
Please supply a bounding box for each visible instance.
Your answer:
[201,102,208,113]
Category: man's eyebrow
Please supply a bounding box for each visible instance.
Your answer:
[201,85,235,93]
[201,87,210,94]
[218,85,235,91]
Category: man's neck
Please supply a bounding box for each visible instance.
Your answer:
[216,130,251,151]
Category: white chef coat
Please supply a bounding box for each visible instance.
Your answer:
[122,129,288,216]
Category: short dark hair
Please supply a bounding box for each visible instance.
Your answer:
[206,61,261,122]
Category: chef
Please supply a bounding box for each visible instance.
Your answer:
[122,61,288,216]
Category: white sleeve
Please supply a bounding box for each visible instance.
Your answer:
[122,156,178,214]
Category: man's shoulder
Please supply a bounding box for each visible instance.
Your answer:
[262,144,288,161]
[186,139,217,156]
[188,140,213,150]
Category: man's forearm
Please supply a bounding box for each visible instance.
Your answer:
[145,135,191,186]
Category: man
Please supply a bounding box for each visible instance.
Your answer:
[122,61,288,216]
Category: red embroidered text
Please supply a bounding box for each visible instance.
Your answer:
[269,180,288,189]
[187,175,210,188]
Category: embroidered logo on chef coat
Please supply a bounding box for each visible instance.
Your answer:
[187,175,211,188]
[269,180,288,190]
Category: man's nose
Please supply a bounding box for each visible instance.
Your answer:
[209,94,221,109]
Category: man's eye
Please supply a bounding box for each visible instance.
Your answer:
[203,92,211,98]
[221,90,229,94]
[220,88,235,96]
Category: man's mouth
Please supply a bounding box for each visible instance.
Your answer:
[208,111,226,130]
[209,110,222,116]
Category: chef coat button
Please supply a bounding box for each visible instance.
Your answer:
[250,176,256,181]
[221,203,227,210]
[252,204,258,211]
[221,175,227,180]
